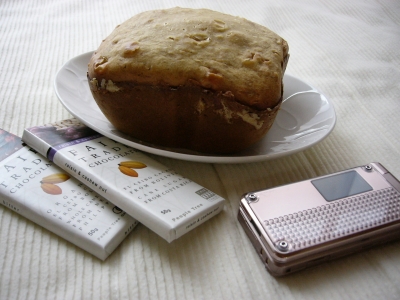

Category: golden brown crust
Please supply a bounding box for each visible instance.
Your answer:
[88,7,289,110]
[87,8,289,154]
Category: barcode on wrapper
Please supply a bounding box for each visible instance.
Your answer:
[195,188,220,201]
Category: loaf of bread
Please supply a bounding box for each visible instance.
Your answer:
[87,7,289,154]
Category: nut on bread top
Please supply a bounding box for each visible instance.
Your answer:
[88,7,289,110]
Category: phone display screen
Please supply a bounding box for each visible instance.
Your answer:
[311,170,373,201]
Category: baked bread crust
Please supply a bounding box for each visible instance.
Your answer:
[88,7,289,154]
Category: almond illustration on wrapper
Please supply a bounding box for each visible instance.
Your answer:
[41,173,70,184]
[118,161,147,177]
[41,183,62,195]
[119,161,147,169]
[40,173,70,195]
[118,165,139,177]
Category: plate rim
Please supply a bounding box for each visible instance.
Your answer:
[54,51,336,164]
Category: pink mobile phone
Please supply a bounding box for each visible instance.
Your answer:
[238,162,400,276]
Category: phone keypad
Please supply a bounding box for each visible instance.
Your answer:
[263,187,400,252]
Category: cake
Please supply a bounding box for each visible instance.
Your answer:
[87,7,289,154]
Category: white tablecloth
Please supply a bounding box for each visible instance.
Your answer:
[1,0,399,299]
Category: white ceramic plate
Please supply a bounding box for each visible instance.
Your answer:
[54,52,336,163]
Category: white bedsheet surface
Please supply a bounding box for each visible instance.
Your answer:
[1,0,399,299]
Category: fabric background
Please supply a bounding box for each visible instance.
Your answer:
[1,0,399,299]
